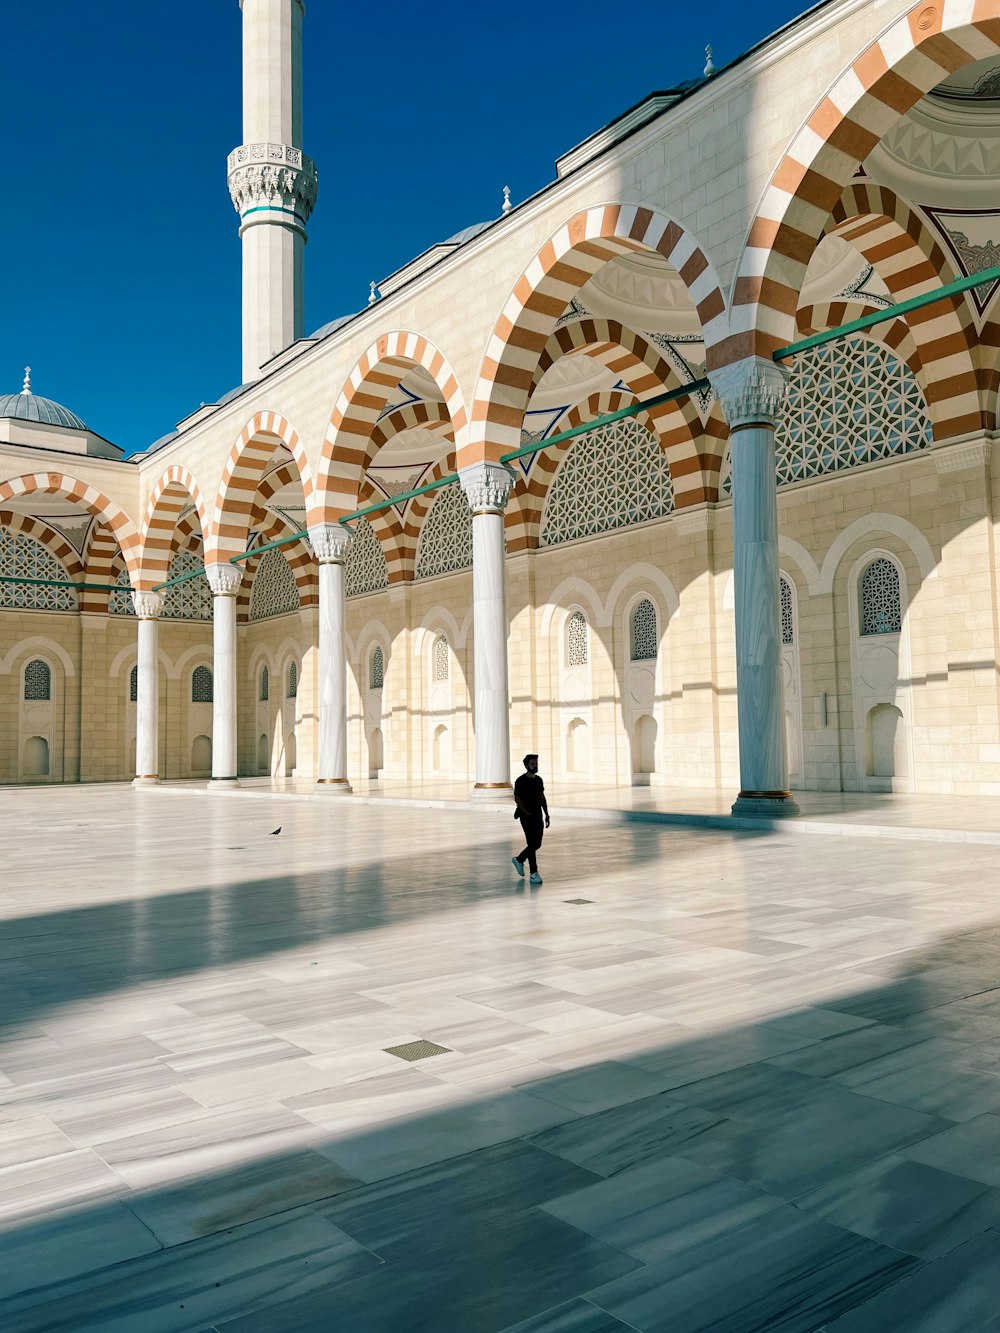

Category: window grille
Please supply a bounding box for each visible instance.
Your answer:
[860,557,902,636]
[566,611,588,666]
[192,665,213,703]
[260,666,269,702]
[416,485,473,579]
[162,551,212,621]
[370,645,385,690]
[346,519,389,597]
[109,566,136,617]
[630,599,658,661]
[0,527,77,612]
[433,635,450,682]
[780,577,794,645]
[287,661,298,699]
[24,658,52,700]
[540,418,674,547]
[130,664,138,703]
[249,548,300,621]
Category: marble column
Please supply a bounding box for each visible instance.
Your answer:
[132,591,163,787]
[309,524,353,793]
[206,565,243,787]
[460,462,514,797]
[710,356,799,817]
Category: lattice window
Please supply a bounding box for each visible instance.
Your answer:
[0,527,77,612]
[416,485,473,579]
[250,548,300,621]
[540,418,674,547]
[109,566,135,617]
[433,635,450,682]
[192,665,213,703]
[162,550,212,621]
[860,557,902,636]
[24,658,52,700]
[721,337,930,493]
[630,599,658,661]
[259,666,269,702]
[566,611,588,667]
[129,664,138,703]
[780,577,794,646]
[370,645,385,690]
[346,519,389,598]
[287,661,298,699]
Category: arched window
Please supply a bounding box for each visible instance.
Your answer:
[630,599,658,661]
[259,666,269,702]
[24,659,52,701]
[129,664,138,703]
[192,665,213,703]
[433,635,450,683]
[566,611,588,667]
[780,577,794,646]
[370,645,385,690]
[860,557,902,636]
[287,661,298,699]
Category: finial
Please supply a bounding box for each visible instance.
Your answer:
[704,45,716,77]
[502,186,512,216]
[368,281,379,307]
[22,366,31,395]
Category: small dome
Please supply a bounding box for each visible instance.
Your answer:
[0,378,87,431]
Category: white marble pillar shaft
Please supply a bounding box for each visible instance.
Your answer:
[460,463,514,794]
[207,566,243,786]
[132,591,163,786]
[310,525,353,792]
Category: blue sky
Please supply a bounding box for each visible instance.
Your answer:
[1,0,816,455]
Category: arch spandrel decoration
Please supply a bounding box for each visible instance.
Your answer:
[0,528,77,612]
[249,548,301,621]
[416,485,473,580]
[540,418,674,547]
[345,519,389,598]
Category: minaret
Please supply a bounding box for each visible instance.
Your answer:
[227,0,318,382]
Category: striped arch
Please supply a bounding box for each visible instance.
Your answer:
[727,0,1000,364]
[469,203,725,463]
[0,473,140,576]
[83,523,124,614]
[825,183,979,435]
[796,301,925,378]
[211,411,314,564]
[139,466,210,588]
[237,527,317,621]
[317,332,468,525]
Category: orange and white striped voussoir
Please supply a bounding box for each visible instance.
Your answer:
[137,465,210,588]
[0,509,85,582]
[208,411,314,561]
[0,472,140,574]
[731,0,1000,359]
[81,525,124,613]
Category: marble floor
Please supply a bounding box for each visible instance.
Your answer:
[2,786,1000,1330]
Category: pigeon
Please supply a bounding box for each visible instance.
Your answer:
[270,827,282,836]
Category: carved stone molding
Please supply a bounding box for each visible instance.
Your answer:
[673,504,715,537]
[205,564,243,597]
[308,524,352,564]
[227,142,318,234]
[932,439,993,474]
[131,590,163,619]
[710,356,789,431]
[459,462,514,514]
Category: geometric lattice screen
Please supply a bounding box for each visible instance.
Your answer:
[780,577,794,645]
[346,519,389,598]
[860,556,902,636]
[630,598,658,661]
[541,418,675,547]
[163,551,213,621]
[109,566,135,617]
[722,336,931,492]
[416,485,473,580]
[250,548,300,621]
[566,611,588,666]
[0,527,78,611]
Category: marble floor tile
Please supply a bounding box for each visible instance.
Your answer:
[0,1115,77,1167]
[664,1062,841,1125]
[515,1060,674,1115]
[499,1301,637,1332]
[901,1112,1000,1186]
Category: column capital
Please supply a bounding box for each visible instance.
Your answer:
[308,523,352,564]
[206,564,243,597]
[131,590,164,619]
[710,355,789,431]
[459,461,515,514]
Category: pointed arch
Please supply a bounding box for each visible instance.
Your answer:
[316,332,469,525]
[0,473,140,576]
[210,411,314,563]
[469,203,725,464]
[139,465,211,588]
[726,2,1000,365]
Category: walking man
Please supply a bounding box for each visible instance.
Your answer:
[512,753,550,886]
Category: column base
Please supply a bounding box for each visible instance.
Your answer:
[316,778,353,794]
[132,776,160,789]
[470,782,513,802]
[731,790,800,819]
[208,778,241,791]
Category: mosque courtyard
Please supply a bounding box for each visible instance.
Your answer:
[1,788,1000,1330]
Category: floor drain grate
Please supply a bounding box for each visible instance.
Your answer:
[564,898,594,905]
[384,1040,452,1062]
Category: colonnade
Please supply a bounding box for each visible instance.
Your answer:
[128,359,799,815]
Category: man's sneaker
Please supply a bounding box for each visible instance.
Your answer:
[530,872,543,886]
[511,856,524,878]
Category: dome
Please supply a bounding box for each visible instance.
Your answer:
[0,373,87,431]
